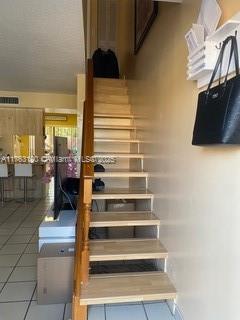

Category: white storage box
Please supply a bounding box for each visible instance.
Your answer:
[37,243,75,304]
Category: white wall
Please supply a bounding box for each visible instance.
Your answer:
[125,0,240,319]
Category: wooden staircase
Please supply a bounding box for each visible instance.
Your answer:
[72,61,177,320]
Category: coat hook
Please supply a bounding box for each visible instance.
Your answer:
[215,42,222,50]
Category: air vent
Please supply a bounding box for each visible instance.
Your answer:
[0,96,19,105]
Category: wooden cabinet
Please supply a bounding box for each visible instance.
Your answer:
[0,108,15,136]
[0,107,44,155]
[15,108,43,136]
[0,107,43,136]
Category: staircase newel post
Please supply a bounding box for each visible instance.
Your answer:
[81,199,92,285]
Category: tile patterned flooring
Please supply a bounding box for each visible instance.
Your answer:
[0,199,175,320]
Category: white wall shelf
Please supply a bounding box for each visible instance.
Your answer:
[187,11,240,89]
[207,12,240,42]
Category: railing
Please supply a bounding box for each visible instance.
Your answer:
[72,59,94,320]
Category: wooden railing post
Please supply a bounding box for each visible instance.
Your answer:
[72,59,94,320]
[80,179,92,285]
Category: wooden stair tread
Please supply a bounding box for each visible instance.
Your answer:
[89,239,167,261]
[94,113,134,119]
[94,170,148,178]
[90,211,160,227]
[94,152,143,159]
[94,86,127,91]
[94,138,140,143]
[94,102,131,108]
[80,272,176,305]
[92,188,153,200]
[95,93,129,104]
[94,124,136,130]
[94,78,126,86]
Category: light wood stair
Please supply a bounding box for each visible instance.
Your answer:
[92,188,154,200]
[90,211,160,227]
[94,124,136,130]
[94,169,148,178]
[89,239,168,261]
[95,86,128,95]
[94,103,131,115]
[95,93,129,105]
[76,77,176,317]
[95,138,140,143]
[80,272,177,305]
[94,113,134,119]
[94,78,127,87]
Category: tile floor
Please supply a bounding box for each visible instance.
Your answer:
[0,199,175,320]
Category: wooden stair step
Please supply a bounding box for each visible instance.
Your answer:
[94,87,128,95]
[89,239,167,262]
[94,170,148,178]
[95,93,129,105]
[94,152,144,159]
[94,138,140,143]
[94,78,127,87]
[80,272,177,305]
[92,188,153,200]
[94,124,136,130]
[94,113,134,119]
[90,211,160,227]
[94,102,131,115]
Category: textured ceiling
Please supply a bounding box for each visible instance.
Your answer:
[0,0,85,93]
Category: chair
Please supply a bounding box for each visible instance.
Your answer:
[14,164,33,203]
[0,164,9,203]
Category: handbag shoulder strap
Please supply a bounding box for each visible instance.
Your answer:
[207,35,239,94]
[222,36,239,86]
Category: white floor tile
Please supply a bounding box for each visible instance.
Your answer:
[14,228,36,235]
[0,236,9,244]
[0,254,20,267]
[88,305,105,320]
[0,301,29,320]
[0,281,36,302]
[30,235,38,243]
[32,287,36,301]
[25,243,38,254]
[25,301,65,320]
[63,303,105,320]
[0,267,13,282]
[0,229,13,236]
[8,235,32,244]
[0,244,27,255]
[143,302,175,320]
[106,304,147,320]
[17,254,37,266]
[21,222,40,228]
[9,266,37,282]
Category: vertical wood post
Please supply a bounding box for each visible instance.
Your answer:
[72,59,94,320]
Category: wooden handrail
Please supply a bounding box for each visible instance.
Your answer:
[72,59,94,320]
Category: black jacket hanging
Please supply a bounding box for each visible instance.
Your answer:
[92,48,120,79]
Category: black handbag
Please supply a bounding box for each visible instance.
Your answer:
[192,35,240,145]
[92,179,105,192]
